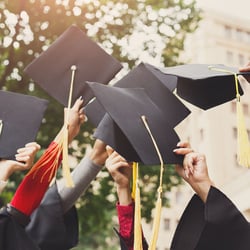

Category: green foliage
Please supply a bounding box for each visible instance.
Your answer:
[0,0,201,248]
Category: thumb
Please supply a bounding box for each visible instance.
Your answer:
[106,146,114,156]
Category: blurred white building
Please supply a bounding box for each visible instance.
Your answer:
[142,6,250,250]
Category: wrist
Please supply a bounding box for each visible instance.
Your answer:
[192,179,214,203]
[90,140,107,166]
[0,164,13,182]
[117,185,132,206]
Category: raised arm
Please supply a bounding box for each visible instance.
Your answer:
[0,142,40,193]
[10,97,85,217]
[173,141,214,202]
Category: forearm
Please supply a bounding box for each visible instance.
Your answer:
[57,156,102,213]
[117,186,132,206]
[0,168,9,193]
[191,179,214,203]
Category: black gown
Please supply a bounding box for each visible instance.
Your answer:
[117,186,250,250]
[26,184,79,250]
[171,186,250,250]
[0,183,79,250]
[0,205,39,250]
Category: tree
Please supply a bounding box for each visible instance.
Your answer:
[0,1,201,248]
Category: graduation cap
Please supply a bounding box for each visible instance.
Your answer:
[24,25,122,186]
[0,90,48,160]
[87,82,185,248]
[88,81,184,165]
[159,64,250,167]
[158,64,249,110]
[85,62,189,127]
[24,25,122,107]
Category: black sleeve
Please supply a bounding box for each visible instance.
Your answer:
[196,186,250,250]
[113,227,148,250]
[25,183,79,250]
[0,209,39,250]
[170,194,206,250]
[170,186,250,250]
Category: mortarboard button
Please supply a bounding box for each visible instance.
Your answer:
[85,62,190,127]
[87,82,184,165]
[24,25,122,107]
[158,64,250,110]
[0,90,48,160]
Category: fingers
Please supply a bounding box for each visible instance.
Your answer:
[16,142,40,158]
[14,142,41,170]
[177,141,191,148]
[173,141,193,156]
[106,145,114,157]
[105,150,130,171]
[72,96,84,111]
[239,62,250,72]
[182,152,196,178]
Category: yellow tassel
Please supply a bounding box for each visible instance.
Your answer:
[236,98,250,167]
[62,124,75,187]
[59,65,77,187]
[27,65,77,185]
[133,162,143,250]
[141,115,164,250]
[131,162,137,200]
[148,188,162,250]
[209,66,250,167]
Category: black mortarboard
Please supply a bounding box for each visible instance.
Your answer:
[24,25,122,107]
[158,64,250,110]
[0,90,48,160]
[160,64,250,167]
[87,82,184,165]
[85,62,189,127]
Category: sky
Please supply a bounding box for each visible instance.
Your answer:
[196,0,250,21]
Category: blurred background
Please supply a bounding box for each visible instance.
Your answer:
[0,0,249,249]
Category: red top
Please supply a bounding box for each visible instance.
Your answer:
[10,141,61,216]
[117,202,135,249]
[116,201,148,250]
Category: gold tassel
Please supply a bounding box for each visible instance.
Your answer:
[27,65,77,186]
[209,66,250,167]
[148,188,162,250]
[62,124,75,187]
[131,162,137,200]
[141,115,164,250]
[133,162,143,250]
[60,65,77,187]
[236,95,250,167]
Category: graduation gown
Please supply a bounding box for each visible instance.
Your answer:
[26,183,79,250]
[0,206,39,250]
[171,186,250,250]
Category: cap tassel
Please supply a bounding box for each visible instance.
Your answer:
[209,66,250,167]
[133,161,143,250]
[26,140,62,182]
[141,115,164,250]
[60,65,77,187]
[236,91,250,167]
[131,162,137,200]
[27,65,77,186]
